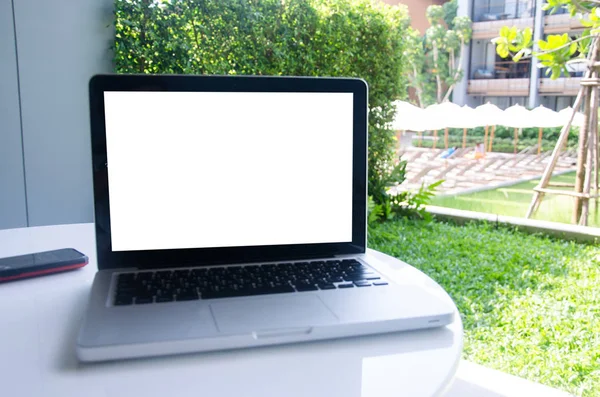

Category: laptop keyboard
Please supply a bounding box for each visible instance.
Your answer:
[113,259,388,305]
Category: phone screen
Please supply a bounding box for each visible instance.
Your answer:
[0,249,84,270]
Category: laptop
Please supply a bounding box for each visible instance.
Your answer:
[77,74,454,362]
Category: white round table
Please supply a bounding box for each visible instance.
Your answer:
[0,223,462,397]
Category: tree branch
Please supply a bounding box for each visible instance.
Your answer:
[535,35,596,56]
[502,35,599,61]
[442,39,464,102]
[571,0,594,13]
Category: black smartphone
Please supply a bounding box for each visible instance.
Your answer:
[0,248,88,282]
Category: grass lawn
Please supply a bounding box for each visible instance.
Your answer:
[368,219,600,397]
[430,172,600,227]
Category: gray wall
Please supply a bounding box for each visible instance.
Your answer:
[1,0,113,229]
[0,0,27,229]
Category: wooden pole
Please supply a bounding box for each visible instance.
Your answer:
[444,127,449,149]
[596,102,600,212]
[433,129,438,149]
[418,131,423,147]
[580,80,599,225]
[574,84,592,224]
[462,128,467,149]
[514,128,518,156]
[488,125,495,152]
[484,125,489,155]
[537,127,543,155]
[526,85,587,218]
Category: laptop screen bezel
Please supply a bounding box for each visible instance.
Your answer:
[89,74,367,270]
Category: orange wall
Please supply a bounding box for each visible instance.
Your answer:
[381,0,447,34]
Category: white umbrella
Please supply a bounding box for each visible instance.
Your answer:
[425,102,465,129]
[475,102,505,126]
[457,105,486,149]
[425,102,465,149]
[530,105,562,128]
[475,102,505,153]
[530,105,562,154]
[502,104,535,155]
[558,106,585,128]
[392,100,427,132]
[502,104,535,128]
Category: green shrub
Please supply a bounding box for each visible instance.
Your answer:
[114,0,415,211]
[412,126,579,153]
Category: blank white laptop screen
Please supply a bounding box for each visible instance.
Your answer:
[103,91,354,252]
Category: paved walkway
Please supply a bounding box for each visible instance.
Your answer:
[395,147,577,195]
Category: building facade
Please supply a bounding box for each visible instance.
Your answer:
[381,0,447,33]
[454,0,583,110]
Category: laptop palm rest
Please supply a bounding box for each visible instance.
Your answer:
[210,295,339,335]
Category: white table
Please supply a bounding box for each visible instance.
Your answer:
[0,223,462,397]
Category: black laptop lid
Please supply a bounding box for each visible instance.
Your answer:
[89,75,367,270]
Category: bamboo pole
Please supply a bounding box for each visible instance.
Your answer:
[433,129,438,149]
[580,80,599,225]
[526,85,587,218]
[484,125,489,155]
[488,125,495,152]
[537,127,543,155]
[462,128,467,149]
[574,85,592,224]
[444,127,449,149]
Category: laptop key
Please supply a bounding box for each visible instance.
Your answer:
[318,284,336,290]
[176,291,199,301]
[114,295,133,305]
[373,282,389,286]
[156,295,174,303]
[135,296,153,304]
[295,284,318,292]
[337,283,354,289]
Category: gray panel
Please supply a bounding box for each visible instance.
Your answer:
[0,0,27,229]
[13,0,114,226]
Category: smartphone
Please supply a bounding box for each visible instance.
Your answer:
[0,248,88,282]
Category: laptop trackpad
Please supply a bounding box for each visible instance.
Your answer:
[210,295,339,334]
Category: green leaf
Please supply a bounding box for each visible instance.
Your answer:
[508,26,518,42]
[568,42,577,56]
[513,49,524,62]
[522,27,532,47]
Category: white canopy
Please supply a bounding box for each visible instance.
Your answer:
[529,105,563,128]
[392,100,427,131]
[460,105,486,128]
[475,102,504,126]
[558,107,585,128]
[392,101,585,132]
[424,102,463,130]
[501,104,536,128]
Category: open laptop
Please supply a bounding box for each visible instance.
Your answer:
[77,74,454,362]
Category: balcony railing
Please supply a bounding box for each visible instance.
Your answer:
[539,77,583,95]
[472,17,533,39]
[472,0,535,22]
[544,13,585,33]
[468,78,530,96]
[471,60,531,80]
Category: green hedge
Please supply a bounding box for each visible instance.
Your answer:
[114,0,412,203]
[411,125,579,153]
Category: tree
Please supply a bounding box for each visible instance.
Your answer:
[492,0,600,225]
[405,4,472,106]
